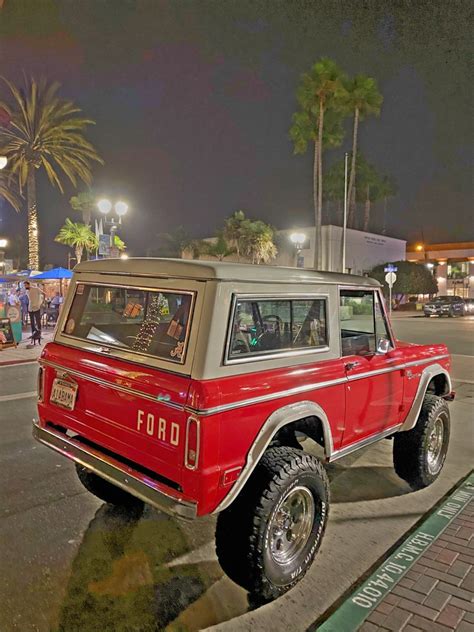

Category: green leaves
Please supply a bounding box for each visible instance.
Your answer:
[371,260,438,296]
[223,210,277,264]
[290,57,347,154]
[343,74,383,119]
[55,218,98,259]
[0,76,103,190]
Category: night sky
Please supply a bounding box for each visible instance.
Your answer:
[0,0,472,266]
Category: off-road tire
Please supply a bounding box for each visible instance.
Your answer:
[75,464,142,507]
[393,394,450,490]
[215,446,329,602]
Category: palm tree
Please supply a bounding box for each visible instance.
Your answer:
[344,75,383,228]
[202,233,236,261]
[223,210,248,261]
[290,58,346,269]
[0,168,21,211]
[55,218,98,264]
[0,77,103,269]
[70,191,95,226]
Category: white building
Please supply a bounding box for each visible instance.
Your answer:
[276,225,406,275]
[407,241,474,298]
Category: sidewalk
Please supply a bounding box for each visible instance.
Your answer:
[0,329,54,365]
[315,473,474,631]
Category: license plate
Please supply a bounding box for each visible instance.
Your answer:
[50,378,78,410]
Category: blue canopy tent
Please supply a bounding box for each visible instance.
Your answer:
[31,267,73,298]
[31,267,73,280]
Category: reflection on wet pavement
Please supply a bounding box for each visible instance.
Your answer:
[53,503,248,632]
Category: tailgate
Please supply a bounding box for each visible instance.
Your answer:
[38,343,190,488]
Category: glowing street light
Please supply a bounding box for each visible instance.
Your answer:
[115,201,128,217]
[290,232,306,268]
[120,253,129,260]
[0,238,8,248]
[97,198,112,214]
[426,262,434,269]
[0,156,7,170]
[415,243,424,252]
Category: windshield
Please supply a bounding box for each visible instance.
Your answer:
[64,283,194,363]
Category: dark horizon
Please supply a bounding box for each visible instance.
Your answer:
[0,0,472,267]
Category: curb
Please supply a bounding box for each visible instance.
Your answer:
[310,471,474,631]
[0,359,39,367]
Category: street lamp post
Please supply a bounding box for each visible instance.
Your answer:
[290,232,306,268]
[97,198,128,257]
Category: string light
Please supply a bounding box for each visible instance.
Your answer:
[132,294,167,353]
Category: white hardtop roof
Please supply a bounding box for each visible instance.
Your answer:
[74,258,380,287]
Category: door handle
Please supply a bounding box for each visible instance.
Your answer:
[345,361,361,371]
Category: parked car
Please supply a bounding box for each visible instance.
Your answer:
[464,298,474,314]
[34,259,454,601]
[423,295,465,317]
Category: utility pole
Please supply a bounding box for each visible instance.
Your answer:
[341,152,349,273]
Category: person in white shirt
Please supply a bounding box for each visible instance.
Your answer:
[8,289,20,307]
[24,281,45,334]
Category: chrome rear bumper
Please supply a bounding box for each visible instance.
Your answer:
[32,420,197,520]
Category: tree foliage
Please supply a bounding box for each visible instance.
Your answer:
[223,210,277,264]
[0,77,103,268]
[70,191,96,225]
[202,233,236,261]
[371,260,438,296]
[55,218,98,264]
[289,57,347,269]
[0,168,21,211]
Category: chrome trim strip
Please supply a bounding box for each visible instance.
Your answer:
[41,355,450,418]
[32,420,197,520]
[329,424,402,462]
[186,376,349,416]
[39,360,185,411]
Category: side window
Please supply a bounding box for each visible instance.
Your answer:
[340,290,392,357]
[340,290,376,356]
[228,297,327,359]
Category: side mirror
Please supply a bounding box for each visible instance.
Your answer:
[377,338,391,354]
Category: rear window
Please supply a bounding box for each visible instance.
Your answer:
[64,283,194,363]
[227,296,328,361]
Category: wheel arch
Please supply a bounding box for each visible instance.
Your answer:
[400,363,452,432]
[212,400,333,514]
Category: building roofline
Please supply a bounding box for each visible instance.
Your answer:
[407,241,474,252]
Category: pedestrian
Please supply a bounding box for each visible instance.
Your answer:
[24,280,44,335]
[18,289,29,326]
[8,288,20,307]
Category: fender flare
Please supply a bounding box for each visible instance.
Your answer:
[399,363,452,432]
[212,400,333,514]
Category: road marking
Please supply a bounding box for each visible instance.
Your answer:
[0,360,39,368]
[313,472,474,632]
[0,391,37,402]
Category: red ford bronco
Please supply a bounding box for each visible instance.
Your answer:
[34,259,453,600]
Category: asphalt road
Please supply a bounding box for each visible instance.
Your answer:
[0,320,473,632]
[391,313,474,357]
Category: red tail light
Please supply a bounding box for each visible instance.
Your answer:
[184,416,200,470]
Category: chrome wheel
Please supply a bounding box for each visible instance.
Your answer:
[269,486,315,565]
[427,413,446,475]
